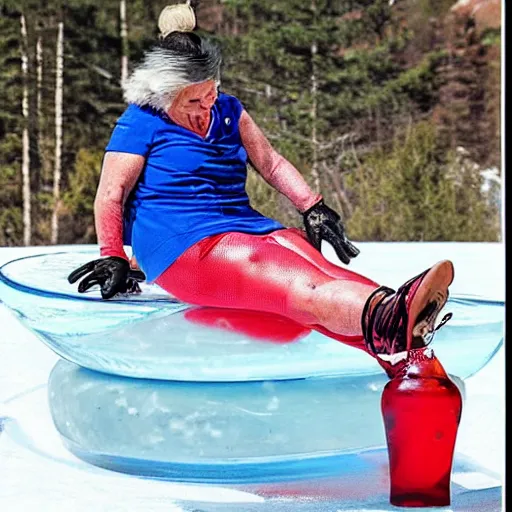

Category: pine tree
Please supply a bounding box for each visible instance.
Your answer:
[0,0,501,245]
[217,0,444,225]
[0,3,24,245]
[56,0,161,243]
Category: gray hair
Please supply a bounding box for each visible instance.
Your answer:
[122,40,222,112]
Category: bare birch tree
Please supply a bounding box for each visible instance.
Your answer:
[20,13,31,246]
[36,34,50,190]
[51,21,63,244]
[120,0,128,84]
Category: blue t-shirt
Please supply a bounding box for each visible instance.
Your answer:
[105,93,284,282]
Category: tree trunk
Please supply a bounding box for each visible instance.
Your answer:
[20,13,31,246]
[120,0,128,84]
[51,21,64,245]
[310,0,320,194]
[36,34,50,190]
[36,36,42,121]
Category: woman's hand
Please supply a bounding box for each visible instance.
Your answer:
[68,256,145,299]
[303,200,360,265]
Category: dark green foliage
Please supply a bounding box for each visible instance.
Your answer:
[62,147,103,242]
[0,5,24,245]
[345,121,500,241]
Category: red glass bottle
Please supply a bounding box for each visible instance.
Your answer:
[381,348,463,507]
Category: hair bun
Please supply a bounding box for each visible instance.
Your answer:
[158,3,196,37]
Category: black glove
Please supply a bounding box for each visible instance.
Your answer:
[67,256,146,299]
[303,199,360,265]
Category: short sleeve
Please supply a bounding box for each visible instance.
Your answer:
[105,104,156,157]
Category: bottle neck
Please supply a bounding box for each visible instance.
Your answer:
[395,348,449,380]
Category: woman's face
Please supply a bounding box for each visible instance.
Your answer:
[168,80,218,137]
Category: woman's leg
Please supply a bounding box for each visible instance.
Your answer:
[268,228,375,281]
[155,229,454,375]
[155,230,379,351]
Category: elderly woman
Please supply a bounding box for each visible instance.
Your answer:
[69,2,454,377]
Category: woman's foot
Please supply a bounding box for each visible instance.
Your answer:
[362,260,454,377]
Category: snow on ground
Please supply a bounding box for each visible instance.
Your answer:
[0,243,505,511]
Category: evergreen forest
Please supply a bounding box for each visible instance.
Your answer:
[0,0,502,247]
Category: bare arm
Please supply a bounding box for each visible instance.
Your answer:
[238,109,322,213]
[94,152,145,261]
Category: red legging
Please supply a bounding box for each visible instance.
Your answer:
[155,228,380,352]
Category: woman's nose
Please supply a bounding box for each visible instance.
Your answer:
[200,96,216,109]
